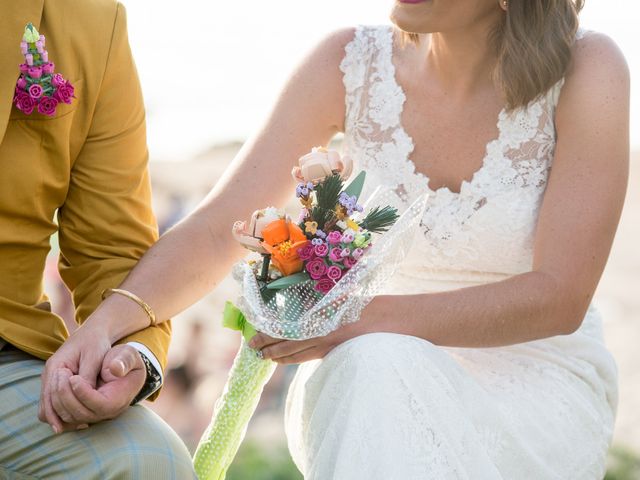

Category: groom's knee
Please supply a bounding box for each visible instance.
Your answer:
[91,405,196,479]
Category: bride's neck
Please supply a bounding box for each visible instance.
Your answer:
[417,23,499,98]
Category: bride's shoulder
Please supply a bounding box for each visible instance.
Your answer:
[564,28,629,90]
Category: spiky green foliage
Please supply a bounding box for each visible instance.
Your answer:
[359,206,399,233]
[314,174,343,210]
[309,205,336,232]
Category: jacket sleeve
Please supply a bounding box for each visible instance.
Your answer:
[57,2,170,399]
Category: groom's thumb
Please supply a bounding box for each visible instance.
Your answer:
[108,346,140,378]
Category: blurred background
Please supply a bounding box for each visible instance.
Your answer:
[46,1,639,478]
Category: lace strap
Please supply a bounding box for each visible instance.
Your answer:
[339,25,393,136]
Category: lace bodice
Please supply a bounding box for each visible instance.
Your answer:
[340,25,583,290]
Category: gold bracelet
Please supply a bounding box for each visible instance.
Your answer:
[101,288,157,327]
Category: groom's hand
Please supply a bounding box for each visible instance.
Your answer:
[38,325,112,433]
[50,345,146,428]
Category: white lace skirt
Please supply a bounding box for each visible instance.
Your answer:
[284,305,617,480]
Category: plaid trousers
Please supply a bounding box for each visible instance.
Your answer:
[0,344,196,479]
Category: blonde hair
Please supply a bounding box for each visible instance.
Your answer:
[401,0,584,110]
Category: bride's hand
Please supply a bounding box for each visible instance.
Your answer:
[248,322,360,364]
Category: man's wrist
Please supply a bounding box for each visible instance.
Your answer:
[127,342,163,404]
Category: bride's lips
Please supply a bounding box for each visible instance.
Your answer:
[397,0,427,4]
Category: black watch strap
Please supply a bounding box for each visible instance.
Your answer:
[130,350,163,405]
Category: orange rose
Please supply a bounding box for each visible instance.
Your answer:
[261,219,309,276]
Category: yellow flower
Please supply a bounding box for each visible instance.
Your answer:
[304,221,318,235]
[23,24,40,43]
[346,219,360,231]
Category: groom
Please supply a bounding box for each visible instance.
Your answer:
[0,1,195,477]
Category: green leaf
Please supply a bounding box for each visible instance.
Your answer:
[343,171,367,202]
[266,272,311,290]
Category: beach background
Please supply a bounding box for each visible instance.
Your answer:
[46,1,640,478]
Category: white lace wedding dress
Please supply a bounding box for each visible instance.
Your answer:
[283,25,618,479]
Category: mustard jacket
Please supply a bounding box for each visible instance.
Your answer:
[0,0,171,386]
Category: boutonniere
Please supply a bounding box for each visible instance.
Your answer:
[13,23,75,117]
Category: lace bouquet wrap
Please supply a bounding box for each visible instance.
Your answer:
[193,148,427,480]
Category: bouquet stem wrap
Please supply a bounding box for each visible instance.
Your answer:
[193,189,427,479]
[193,303,276,480]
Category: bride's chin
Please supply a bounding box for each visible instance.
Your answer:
[390,2,436,35]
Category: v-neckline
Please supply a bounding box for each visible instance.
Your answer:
[386,27,507,197]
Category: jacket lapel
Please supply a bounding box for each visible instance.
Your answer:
[0,0,45,142]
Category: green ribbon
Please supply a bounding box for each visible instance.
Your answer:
[222,301,257,342]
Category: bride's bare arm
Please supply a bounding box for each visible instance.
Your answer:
[90,28,355,342]
[252,33,630,362]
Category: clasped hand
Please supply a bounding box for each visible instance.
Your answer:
[38,323,145,433]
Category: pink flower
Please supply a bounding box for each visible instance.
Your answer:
[39,35,46,45]
[352,247,364,260]
[305,258,327,280]
[28,84,43,99]
[27,66,42,79]
[16,77,27,90]
[329,247,343,263]
[25,54,33,66]
[36,41,44,53]
[42,51,48,63]
[297,243,315,261]
[37,96,58,116]
[51,73,65,87]
[326,265,342,281]
[20,42,28,54]
[19,64,28,74]
[14,90,35,115]
[54,81,75,104]
[314,278,334,295]
[313,243,329,257]
[42,62,54,75]
[327,231,342,245]
[341,231,355,243]
[343,256,358,269]
[340,247,350,258]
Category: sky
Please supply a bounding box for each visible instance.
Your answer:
[123,0,640,160]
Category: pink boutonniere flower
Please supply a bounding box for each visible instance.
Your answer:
[13,23,76,117]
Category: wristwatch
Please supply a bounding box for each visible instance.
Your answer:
[130,350,163,405]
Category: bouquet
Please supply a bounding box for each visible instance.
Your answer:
[193,147,427,480]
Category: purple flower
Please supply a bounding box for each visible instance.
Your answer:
[16,77,27,90]
[37,96,58,116]
[314,243,329,257]
[352,248,364,260]
[315,229,326,239]
[305,258,327,280]
[311,238,323,246]
[343,256,358,269]
[329,247,343,263]
[42,62,54,75]
[51,73,65,87]
[314,278,334,295]
[54,81,75,105]
[297,243,315,261]
[28,84,43,99]
[327,230,342,245]
[27,66,42,79]
[326,265,342,281]
[14,90,35,115]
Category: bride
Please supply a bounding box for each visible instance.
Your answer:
[43,0,629,478]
